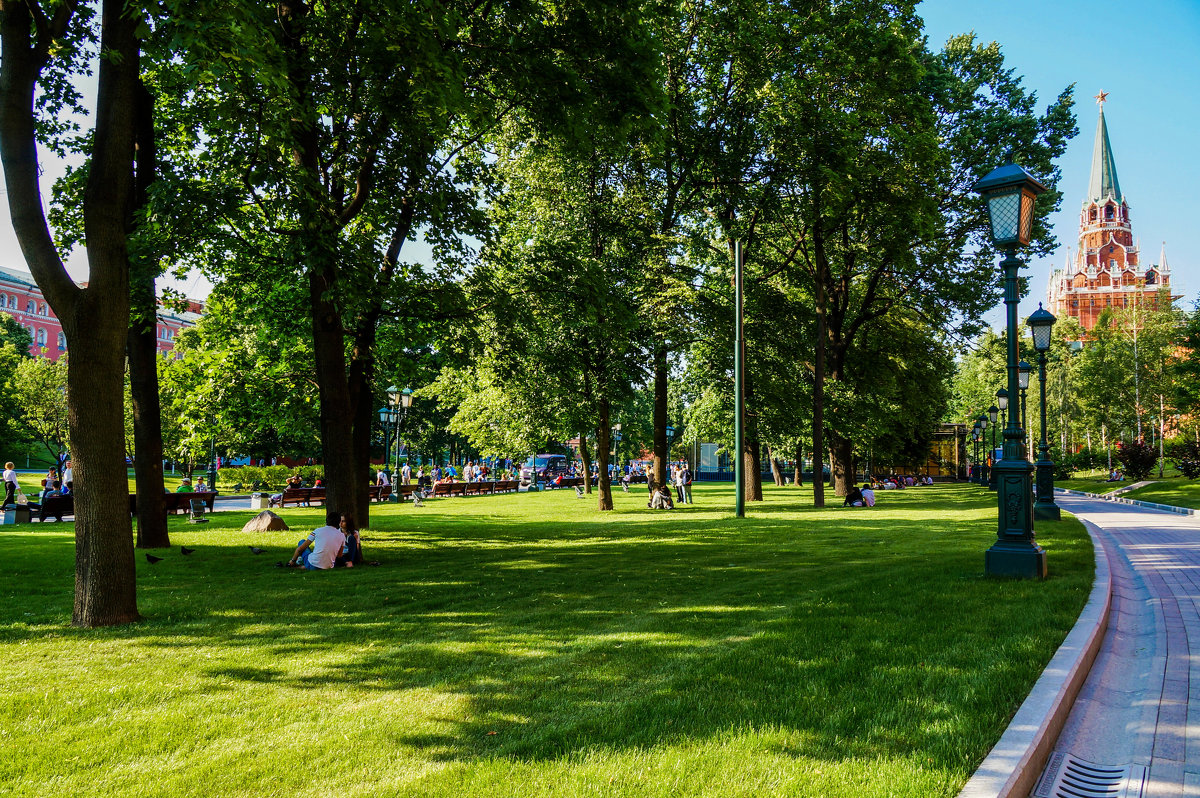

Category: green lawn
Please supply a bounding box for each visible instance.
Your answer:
[1123,478,1200,510]
[1,483,1093,798]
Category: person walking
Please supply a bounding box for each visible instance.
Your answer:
[680,463,692,504]
[400,461,411,485]
[3,462,19,507]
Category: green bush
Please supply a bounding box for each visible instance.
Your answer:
[1053,450,1078,481]
[1166,439,1200,480]
[1115,440,1158,481]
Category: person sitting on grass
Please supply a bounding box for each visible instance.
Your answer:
[861,483,876,507]
[649,484,674,510]
[336,512,362,568]
[843,484,864,507]
[287,510,346,570]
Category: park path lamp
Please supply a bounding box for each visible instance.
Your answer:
[975,158,1049,578]
[980,413,992,486]
[987,404,1000,491]
[385,386,414,495]
[1028,303,1061,520]
[1018,360,1032,455]
[971,423,981,483]
[378,405,398,484]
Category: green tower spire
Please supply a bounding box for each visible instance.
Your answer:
[1088,93,1122,204]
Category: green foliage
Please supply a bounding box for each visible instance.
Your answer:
[10,356,69,462]
[1115,440,1159,481]
[1166,439,1200,480]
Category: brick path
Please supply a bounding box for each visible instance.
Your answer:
[1053,493,1200,797]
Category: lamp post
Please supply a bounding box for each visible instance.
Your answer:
[378,405,397,484]
[979,414,991,485]
[383,386,414,493]
[1018,360,1032,455]
[974,158,1048,578]
[1028,304,1061,520]
[987,404,999,491]
[733,241,745,519]
[971,424,981,483]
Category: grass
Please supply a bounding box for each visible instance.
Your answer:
[0,482,1093,798]
[1123,477,1200,510]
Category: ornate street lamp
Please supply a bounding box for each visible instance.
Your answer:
[1018,360,1032,454]
[987,403,1000,491]
[971,423,981,484]
[1028,303,1061,520]
[979,413,991,486]
[975,158,1049,578]
[384,386,414,496]
[378,405,398,484]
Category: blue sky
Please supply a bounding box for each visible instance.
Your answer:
[918,0,1200,321]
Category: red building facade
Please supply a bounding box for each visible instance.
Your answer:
[0,265,199,359]
[1047,93,1173,331]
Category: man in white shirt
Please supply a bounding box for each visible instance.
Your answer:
[287,511,346,570]
[377,469,390,487]
[61,460,74,493]
[401,462,411,485]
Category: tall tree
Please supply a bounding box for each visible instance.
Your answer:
[0,0,144,625]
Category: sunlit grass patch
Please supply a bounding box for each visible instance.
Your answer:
[0,482,1092,797]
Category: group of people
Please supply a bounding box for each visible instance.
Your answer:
[3,460,75,508]
[647,464,693,510]
[842,474,936,507]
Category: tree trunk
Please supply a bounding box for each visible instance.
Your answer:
[128,294,168,548]
[742,371,763,501]
[310,275,361,518]
[347,318,379,526]
[793,442,804,486]
[596,398,613,511]
[128,76,167,549]
[767,446,784,486]
[579,434,592,495]
[828,430,854,497]
[651,343,668,492]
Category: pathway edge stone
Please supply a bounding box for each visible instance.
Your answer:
[956,520,1112,798]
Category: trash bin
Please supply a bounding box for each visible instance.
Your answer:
[249,494,269,510]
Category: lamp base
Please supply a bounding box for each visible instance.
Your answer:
[986,540,1047,579]
[1034,503,1061,521]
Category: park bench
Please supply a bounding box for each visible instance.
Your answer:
[35,493,73,522]
[278,487,326,507]
[367,484,392,502]
[126,491,218,518]
[433,482,467,498]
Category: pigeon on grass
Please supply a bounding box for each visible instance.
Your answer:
[249,546,266,555]
[145,554,163,564]
[181,546,196,556]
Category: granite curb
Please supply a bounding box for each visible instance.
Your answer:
[957,520,1112,798]
[1056,487,1196,516]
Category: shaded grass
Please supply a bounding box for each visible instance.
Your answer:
[0,482,1092,797]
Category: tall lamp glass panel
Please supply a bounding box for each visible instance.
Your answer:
[400,387,414,409]
[987,405,998,424]
[995,389,1008,412]
[1018,361,1032,390]
[1028,303,1057,352]
[973,162,1048,247]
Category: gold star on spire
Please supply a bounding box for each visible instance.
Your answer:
[1095,90,1109,105]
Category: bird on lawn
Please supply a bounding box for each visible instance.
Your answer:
[412,495,424,507]
[181,546,196,556]
[249,546,265,555]
[145,554,163,564]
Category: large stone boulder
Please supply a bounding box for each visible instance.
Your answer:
[241,510,289,534]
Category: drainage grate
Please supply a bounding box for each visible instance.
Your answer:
[1033,752,1148,797]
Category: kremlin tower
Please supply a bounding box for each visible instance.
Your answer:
[1047,92,1173,331]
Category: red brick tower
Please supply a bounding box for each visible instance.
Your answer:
[1047,92,1172,332]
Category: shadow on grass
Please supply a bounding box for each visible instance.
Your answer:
[0,483,1093,773]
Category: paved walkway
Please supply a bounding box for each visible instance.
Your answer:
[1050,493,1200,797]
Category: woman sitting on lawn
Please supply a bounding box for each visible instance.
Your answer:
[336,512,362,567]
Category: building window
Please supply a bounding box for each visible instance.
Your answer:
[36,328,46,347]
[38,303,46,316]
[57,332,66,351]
[6,295,13,308]
[26,300,34,313]
[1105,205,1114,220]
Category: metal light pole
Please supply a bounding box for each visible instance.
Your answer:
[1029,304,1061,520]
[971,424,981,483]
[978,414,989,485]
[734,240,745,518]
[975,159,1048,578]
[378,405,397,484]
[987,404,999,491]
[390,386,413,483]
[1018,360,1032,456]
